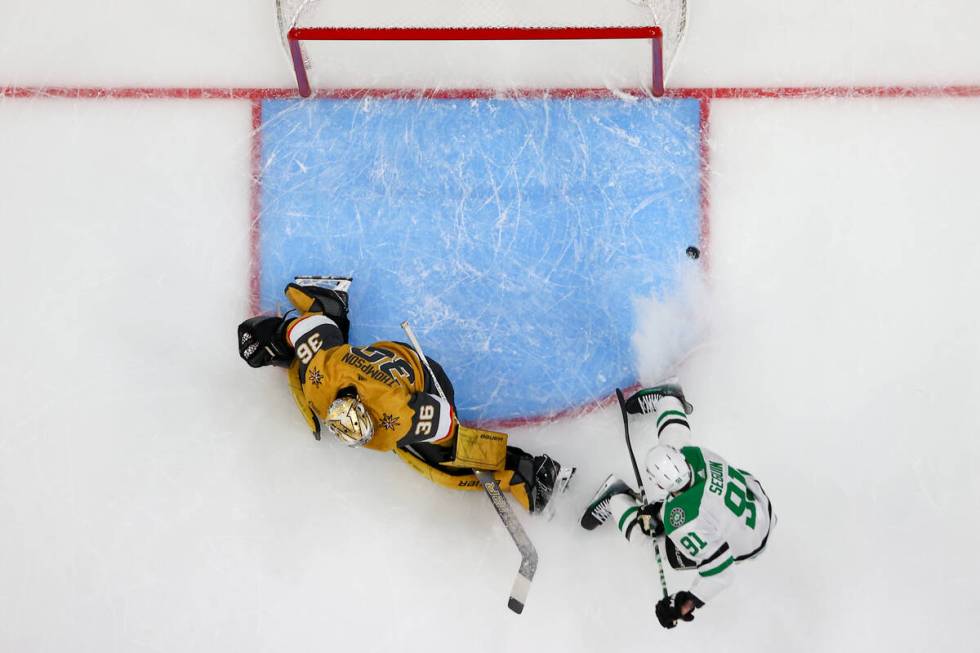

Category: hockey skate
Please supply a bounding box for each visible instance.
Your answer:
[580,474,639,530]
[625,377,694,416]
[531,455,576,520]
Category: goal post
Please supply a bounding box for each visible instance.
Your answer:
[277,1,687,97]
[287,26,664,97]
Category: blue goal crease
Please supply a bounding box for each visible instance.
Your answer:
[257,95,702,423]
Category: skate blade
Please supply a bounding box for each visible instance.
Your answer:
[540,467,576,522]
[293,276,352,293]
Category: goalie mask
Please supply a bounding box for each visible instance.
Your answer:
[326,396,374,446]
[644,445,692,495]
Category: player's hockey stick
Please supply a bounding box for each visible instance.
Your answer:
[401,321,538,615]
[616,388,670,599]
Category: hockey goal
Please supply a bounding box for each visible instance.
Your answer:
[276,0,688,97]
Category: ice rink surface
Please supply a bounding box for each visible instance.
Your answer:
[257,96,702,421]
[2,2,980,652]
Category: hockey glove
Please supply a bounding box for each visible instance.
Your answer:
[238,316,293,368]
[655,591,704,629]
[638,502,665,537]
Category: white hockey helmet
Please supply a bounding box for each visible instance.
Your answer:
[326,395,374,446]
[644,445,692,495]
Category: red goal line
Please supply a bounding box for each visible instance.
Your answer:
[2,85,979,102]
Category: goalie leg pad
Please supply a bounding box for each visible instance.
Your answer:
[393,447,533,511]
[446,426,508,471]
[285,276,351,341]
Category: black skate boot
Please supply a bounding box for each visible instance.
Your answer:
[529,455,576,517]
[625,378,694,416]
[580,474,640,530]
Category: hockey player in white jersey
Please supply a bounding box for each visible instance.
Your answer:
[580,383,775,629]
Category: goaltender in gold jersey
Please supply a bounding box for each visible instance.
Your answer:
[237,277,573,513]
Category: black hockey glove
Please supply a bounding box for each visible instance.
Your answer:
[655,591,704,629]
[238,315,293,368]
[638,502,664,537]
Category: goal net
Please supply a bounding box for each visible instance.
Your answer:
[275,0,688,96]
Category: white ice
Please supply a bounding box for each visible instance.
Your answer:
[1,2,979,652]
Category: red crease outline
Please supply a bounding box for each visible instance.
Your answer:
[5,82,977,427]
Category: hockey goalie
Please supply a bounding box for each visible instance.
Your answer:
[237,277,573,514]
[581,383,776,628]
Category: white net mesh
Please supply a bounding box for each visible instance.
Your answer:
[640,0,689,79]
[276,0,688,90]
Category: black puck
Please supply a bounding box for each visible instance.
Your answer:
[686,246,701,260]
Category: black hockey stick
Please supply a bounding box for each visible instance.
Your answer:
[616,387,670,599]
[617,388,645,490]
[402,321,538,615]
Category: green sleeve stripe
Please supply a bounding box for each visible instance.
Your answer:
[618,506,639,532]
[699,556,734,577]
[656,409,687,426]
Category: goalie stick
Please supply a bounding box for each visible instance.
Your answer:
[616,387,670,599]
[401,321,538,615]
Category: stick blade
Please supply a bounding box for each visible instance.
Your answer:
[474,470,538,615]
[508,573,532,614]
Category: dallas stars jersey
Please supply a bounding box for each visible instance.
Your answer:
[659,446,774,602]
[284,313,456,451]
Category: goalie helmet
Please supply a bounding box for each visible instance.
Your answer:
[644,445,692,495]
[326,396,374,446]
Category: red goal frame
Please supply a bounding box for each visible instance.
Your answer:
[287,25,665,98]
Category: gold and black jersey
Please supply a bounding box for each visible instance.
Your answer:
[285,314,455,451]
